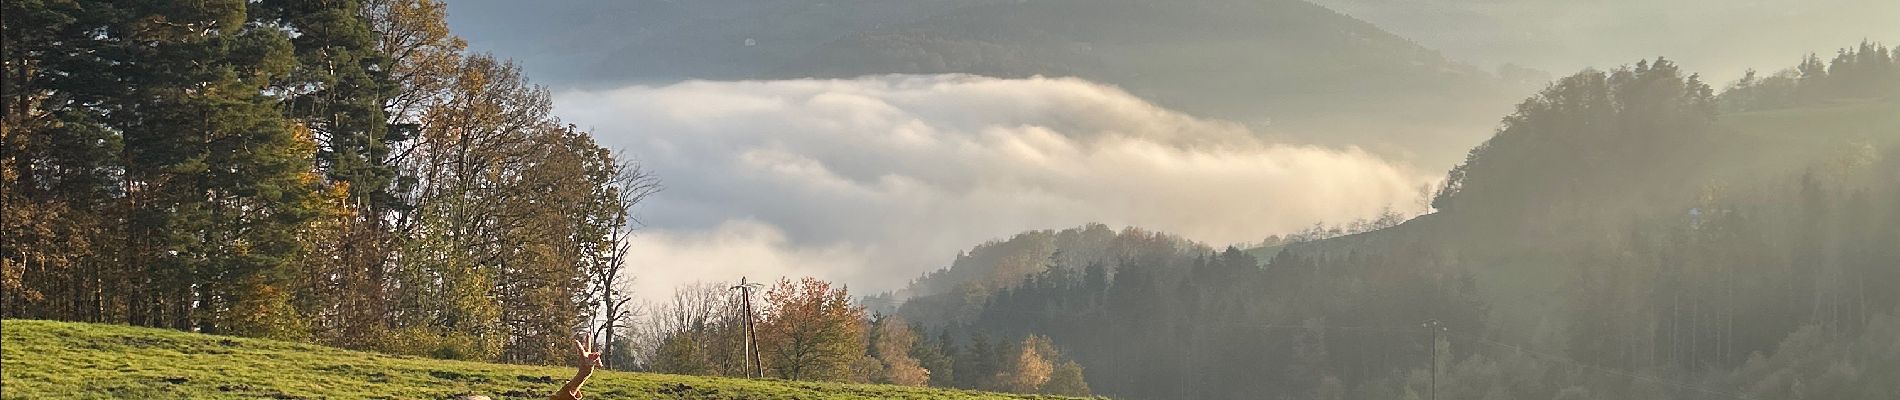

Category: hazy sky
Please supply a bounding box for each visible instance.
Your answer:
[1315,0,1900,82]
[554,76,1432,298]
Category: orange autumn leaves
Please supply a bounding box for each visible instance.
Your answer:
[757,277,868,382]
[749,277,1086,395]
[752,277,930,386]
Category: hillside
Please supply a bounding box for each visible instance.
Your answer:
[1306,0,1900,82]
[778,0,1504,119]
[448,0,1489,90]
[899,49,1900,398]
[444,0,1526,163]
[1279,97,1900,335]
[443,0,994,86]
[0,320,1083,399]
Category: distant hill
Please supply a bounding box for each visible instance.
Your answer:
[778,0,1506,123]
[899,47,1900,399]
[894,224,1210,323]
[1284,96,1900,337]
[1305,0,1900,82]
[0,320,1085,399]
[445,0,994,86]
[445,0,1528,164]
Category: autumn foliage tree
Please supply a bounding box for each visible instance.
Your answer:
[757,277,867,381]
[998,335,1055,393]
[869,315,930,386]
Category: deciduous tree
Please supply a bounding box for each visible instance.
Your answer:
[758,277,867,381]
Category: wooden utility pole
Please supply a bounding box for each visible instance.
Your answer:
[1422,319,1445,400]
[732,277,763,378]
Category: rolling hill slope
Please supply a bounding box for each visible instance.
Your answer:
[1270,97,1900,333]
[778,0,1505,122]
[895,53,1900,396]
[444,0,1529,164]
[0,320,1084,399]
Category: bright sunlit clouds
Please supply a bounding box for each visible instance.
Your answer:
[554,75,1438,299]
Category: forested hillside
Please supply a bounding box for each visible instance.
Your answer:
[898,44,1900,399]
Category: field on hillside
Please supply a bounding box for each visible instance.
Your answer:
[0,320,1084,400]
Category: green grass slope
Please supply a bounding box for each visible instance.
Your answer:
[0,320,1082,400]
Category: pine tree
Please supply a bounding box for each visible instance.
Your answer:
[2,0,121,322]
[100,0,318,334]
[912,325,957,387]
[261,0,399,203]
[258,0,405,345]
[1796,53,1831,101]
[1043,360,1091,396]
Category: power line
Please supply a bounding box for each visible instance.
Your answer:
[1423,319,1444,400]
[730,277,763,378]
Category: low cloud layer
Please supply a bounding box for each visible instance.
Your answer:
[555,75,1436,299]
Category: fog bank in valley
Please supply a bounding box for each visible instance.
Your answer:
[555,75,1436,298]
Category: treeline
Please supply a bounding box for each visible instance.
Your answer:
[902,232,1485,399]
[892,222,1480,399]
[1,0,657,366]
[901,224,1206,311]
[1721,40,1900,112]
[627,277,1093,396]
[1434,58,1721,237]
[896,47,1900,399]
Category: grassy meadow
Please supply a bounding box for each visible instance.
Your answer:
[0,320,1088,400]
